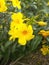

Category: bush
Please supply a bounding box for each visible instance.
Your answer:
[0,0,49,65]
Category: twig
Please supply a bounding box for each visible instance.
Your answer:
[9,55,24,65]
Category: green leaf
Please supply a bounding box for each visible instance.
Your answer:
[46,36,49,42]
[5,41,13,48]
[1,49,10,65]
[31,35,42,50]
[1,45,5,52]
[12,43,17,53]
[0,51,3,60]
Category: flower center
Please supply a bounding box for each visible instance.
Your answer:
[22,30,27,35]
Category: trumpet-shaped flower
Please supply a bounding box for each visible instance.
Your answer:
[0,0,7,12]
[38,30,49,37]
[18,23,35,45]
[8,28,18,41]
[41,45,49,55]
[10,0,21,9]
[36,21,47,26]
[10,12,24,29]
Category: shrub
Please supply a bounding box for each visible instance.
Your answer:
[0,0,49,65]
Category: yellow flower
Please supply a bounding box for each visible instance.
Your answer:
[8,23,35,45]
[0,0,7,12]
[18,23,35,45]
[8,28,18,41]
[10,0,21,9]
[10,12,24,29]
[38,30,49,37]
[41,45,49,55]
[11,12,23,21]
[36,21,47,26]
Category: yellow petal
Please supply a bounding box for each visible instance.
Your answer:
[18,38,26,45]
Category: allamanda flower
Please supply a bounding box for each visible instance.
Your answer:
[8,28,19,41]
[10,12,24,29]
[18,23,35,45]
[36,21,47,26]
[0,0,7,12]
[38,30,49,37]
[10,0,21,9]
[41,45,49,55]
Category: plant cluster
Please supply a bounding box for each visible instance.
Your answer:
[0,0,49,65]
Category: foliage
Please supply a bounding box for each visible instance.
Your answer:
[0,0,49,65]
